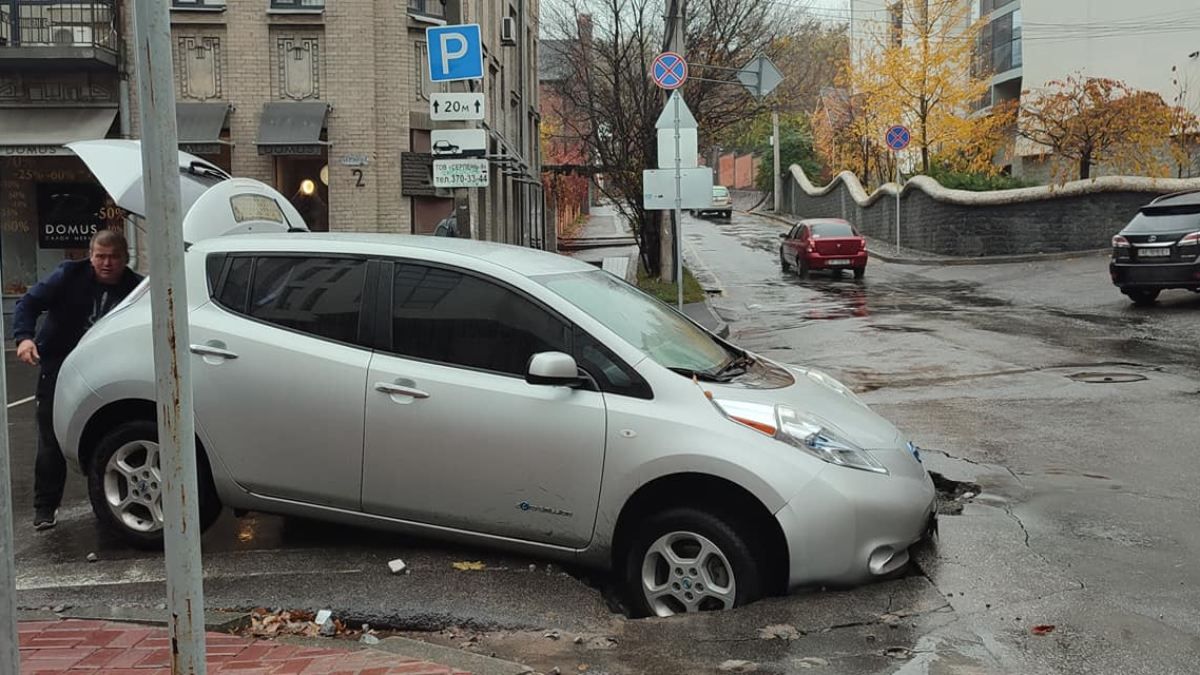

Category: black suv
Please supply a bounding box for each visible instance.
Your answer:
[1110,190,1200,306]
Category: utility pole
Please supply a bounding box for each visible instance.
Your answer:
[660,0,686,284]
[131,0,209,671]
[1,300,18,675]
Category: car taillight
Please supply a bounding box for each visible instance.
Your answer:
[1112,235,1130,248]
[1178,232,1200,246]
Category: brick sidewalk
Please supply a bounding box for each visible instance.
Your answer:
[18,619,471,674]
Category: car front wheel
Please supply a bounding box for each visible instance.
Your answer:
[88,420,222,549]
[624,507,765,618]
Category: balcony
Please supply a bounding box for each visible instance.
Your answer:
[0,0,118,69]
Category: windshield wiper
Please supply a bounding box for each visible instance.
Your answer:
[711,353,755,381]
[668,367,731,383]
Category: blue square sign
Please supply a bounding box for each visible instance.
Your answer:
[426,23,484,83]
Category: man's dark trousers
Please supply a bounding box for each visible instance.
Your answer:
[34,361,65,513]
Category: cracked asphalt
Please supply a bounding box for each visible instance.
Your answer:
[6,207,1200,674]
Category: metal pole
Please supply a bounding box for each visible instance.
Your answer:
[895,158,901,254]
[131,0,208,672]
[772,108,781,213]
[1,308,19,675]
[674,92,684,311]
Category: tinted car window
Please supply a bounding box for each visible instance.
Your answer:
[247,257,366,344]
[391,264,570,376]
[216,256,253,312]
[810,222,856,237]
[1124,207,1200,234]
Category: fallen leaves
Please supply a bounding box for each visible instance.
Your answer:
[757,624,802,641]
[452,561,487,571]
[244,608,382,643]
[1031,624,1056,636]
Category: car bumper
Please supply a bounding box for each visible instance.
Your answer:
[51,360,100,474]
[805,252,868,270]
[1110,259,1200,289]
[775,450,936,590]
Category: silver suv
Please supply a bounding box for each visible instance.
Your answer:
[55,151,936,618]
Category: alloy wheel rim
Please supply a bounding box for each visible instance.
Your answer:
[103,440,165,533]
[641,530,736,617]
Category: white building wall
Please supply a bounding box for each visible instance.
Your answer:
[1022,0,1200,115]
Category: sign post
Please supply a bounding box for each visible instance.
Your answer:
[427,24,488,224]
[885,124,911,254]
[1,285,17,675]
[736,56,784,212]
[650,53,689,309]
[132,0,209,671]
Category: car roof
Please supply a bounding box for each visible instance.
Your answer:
[190,232,599,277]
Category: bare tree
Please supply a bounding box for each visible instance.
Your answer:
[542,0,810,275]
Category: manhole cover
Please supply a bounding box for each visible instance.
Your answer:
[1067,372,1147,384]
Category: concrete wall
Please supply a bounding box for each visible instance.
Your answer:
[782,164,1200,257]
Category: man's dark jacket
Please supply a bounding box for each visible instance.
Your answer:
[12,259,144,368]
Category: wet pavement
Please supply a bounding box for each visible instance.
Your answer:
[7,208,1200,674]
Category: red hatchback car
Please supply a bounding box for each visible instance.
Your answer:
[779,218,868,279]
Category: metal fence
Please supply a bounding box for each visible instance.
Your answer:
[0,0,116,49]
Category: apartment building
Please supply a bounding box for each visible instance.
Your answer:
[849,0,1200,175]
[1,0,544,324]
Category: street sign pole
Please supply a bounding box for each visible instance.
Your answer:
[896,160,901,254]
[674,92,684,310]
[884,125,911,255]
[772,108,781,213]
[0,299,18,675]
[131,0,208,671]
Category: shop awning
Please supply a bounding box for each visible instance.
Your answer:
[0,106,118,157]
[256,101,331,156]
[177,102,232,154]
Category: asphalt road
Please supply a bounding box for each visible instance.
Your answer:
[7,208,1200,674]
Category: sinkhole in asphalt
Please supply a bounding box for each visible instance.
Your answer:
[1066,372,1149,384]
[930,471,983,517]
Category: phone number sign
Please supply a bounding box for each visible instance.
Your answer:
[433,158,490,188]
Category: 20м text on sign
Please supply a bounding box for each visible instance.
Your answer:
[426,24,484,82]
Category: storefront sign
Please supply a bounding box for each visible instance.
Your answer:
[1,145,71,157]
[36,183,111,249]
[258,144,325,156]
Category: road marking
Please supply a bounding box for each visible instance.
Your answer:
[7,396,34,409]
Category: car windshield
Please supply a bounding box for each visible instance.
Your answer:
[536,269,734,375]
[810,222,855,237]
[713,187,729,197]
[1126,207,1200,234]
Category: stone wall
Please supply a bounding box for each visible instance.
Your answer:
[782,166,1200,257]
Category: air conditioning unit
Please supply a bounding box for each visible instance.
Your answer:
[500,16,517,46]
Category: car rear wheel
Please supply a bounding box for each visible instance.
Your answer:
[854,267,865,279]
[779,249,792,273]
[88,420,222,549]
[797,257,809,278]
[1124,289,1160,306]
[624,507,765,618]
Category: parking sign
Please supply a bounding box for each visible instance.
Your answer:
[426,24,484,82]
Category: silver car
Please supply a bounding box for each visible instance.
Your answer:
[54,193,936,621]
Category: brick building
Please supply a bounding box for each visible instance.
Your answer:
[1,0,545,325]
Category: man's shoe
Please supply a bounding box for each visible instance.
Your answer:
[33,508,57,530]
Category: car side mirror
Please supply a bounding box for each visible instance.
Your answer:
[527,352,584,387]
[779,233,788,239]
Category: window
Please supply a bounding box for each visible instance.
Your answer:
[243,257,367,343]
[270,0,324,10]
[408,0,445,16]
[415,41,429,100]
[575,328,652,399]
[172,0,227,9]
[390,263,570,376]
[214,256,253,313]
[811,222,856,237]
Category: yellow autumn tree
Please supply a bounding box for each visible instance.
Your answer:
[846,0,1011,176]
[1019,74,1175,181]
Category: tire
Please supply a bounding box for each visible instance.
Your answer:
[779,249,792,273]
[1124,289,1160,306]
[624,507,766,618]
[854,267,865,279]
[797,257,809,278]
[88,420,222,549]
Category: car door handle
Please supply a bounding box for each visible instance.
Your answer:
[189,344,239,359]
[374,382,430,399]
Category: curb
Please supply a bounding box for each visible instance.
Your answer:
[18,606,252,633]
[745,209,1112,266]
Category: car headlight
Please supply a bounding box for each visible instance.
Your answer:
[710,399,888,475]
